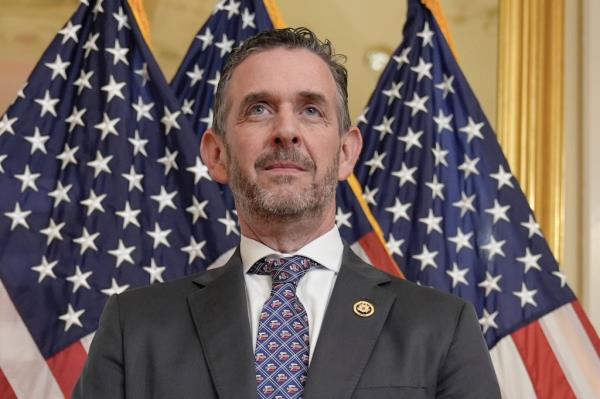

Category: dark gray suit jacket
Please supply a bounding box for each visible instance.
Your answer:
[74,247,500,398]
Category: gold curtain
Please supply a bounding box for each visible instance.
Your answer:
[497,0,564,264]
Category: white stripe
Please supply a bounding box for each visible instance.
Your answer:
[539,303,600,398]
[206,247,236,270]
[489,335,537,399]
[80,333,95,353]
[0,280,64,399]
[350,241,373,265]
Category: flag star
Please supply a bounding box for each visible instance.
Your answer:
[215,33,235,57]
[393,47,411,69]
[196,27,214,50]
[115,201,141,228]
[490,165,514,190]
[373,115,395,140]
[0,114,18,136]
[433,109,453,133]
[135,63,150,86]
[112,6,131,30]
[94,112,120,140]
[478,272,502,296]
[481,235,506,260]
[58,20,82,44]
[219,210,239,236]
[446,263,469,288]
[56,143,79,169]
[417,22,434,47]
[521,214,543,238]
[186,65,205,86]
[413,245,438,270]
[151,186,178,212]
[146,223,172,249]
[201,108,214,128]
[86,151,113,178]
[459,117,485,143]
[121,165,144,192]
[207,71,221,94]
[418,209,443,234]
[101,278,130,296]
[48,181,72,206]
[485,199,511,224]
[404,92,429,116]
[14,165,41,192]
[65,106,87,132]
[187,157,211,184]
[385,198,411,223]
[182,98,195,115]
[66,266,93,293]
[0,154,7,173]
[453,191,476,217]
[108,239,136,267]
[80,189,106,216]
[364,151,386,175]
[157,148,179,175]
[181,237,207,264]
[92,0,104,18]
[552,271,567,287]
[161,107,181,134]
[16,82,26,99]
[382,81,403,105]
[40,219,65,245]
[241,7,256,29]
[223,0,241,18]
[101,75,126,103]
[73,69,94,94]
[448,228,473,252]
[131,97,154,121]
[24,127,50,154]
[128,130,148,157]
[398,127,423,151]
[516,248,543,273]
[80,0,89,5]
[106,39,129,66]
[425,175,445,200]
[362,186,379,206]
[432,142,449,167]
[59,304,85,331]
[513,283,538,308]
[458,154,480,178]
[4,203,32,230]
[335,207,352,229]
[44,54,70,80]
[73,227,100,254]
[435,74,455,98]
[410,57,433,81]
[143,259,167,284]
[479,309,499,334]
[82,32,100,58]
[186,197,209,223]
[386,233,405,257]
[357,107,369,124]
[34,90,59,117]
[31,256,58,283]
[392,162,417,186]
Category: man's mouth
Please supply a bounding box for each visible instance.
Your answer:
[264,162,307,172]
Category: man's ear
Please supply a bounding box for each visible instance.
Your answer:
[200,128,229,184]
[338,126,363,180]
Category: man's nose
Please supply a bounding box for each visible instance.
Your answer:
[272,108,301,146]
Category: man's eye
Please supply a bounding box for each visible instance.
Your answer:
[304,106,321,116]
[249,104,267,115]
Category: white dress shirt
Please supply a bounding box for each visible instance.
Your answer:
[240,226,343,363]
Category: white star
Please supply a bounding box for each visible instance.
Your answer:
[73,227,100,254]
[31,256,57,282]
[435,74,455,98]
[187,157,211,183]
[362,186,379,206]
[108,239,135,267]
[459,117,485,143]
[135,63,150,86]
[521,214,543,238]
[335,207,352,229]
[80,189,106,216]
[485,199,511,224]
[82,32,99,58]
[161,107,181,134]
[364,151,386,175]
[14,165,40,192]
[128,130,148,157]
[241,7,256,29]
[382,81,403,105]
[392,162,417,186]
[490,165,514,190]
[373,115,395,139]
[0,114,18,136]
[453,191,476,217]
[196,27,214,50]
[73,69,94,94]
[59,304,85,331]
[187,197,209,223]
[207,71,221,94]
[181,237,207,264]
[86,151,113,178]
[65,106,86,132]
[92,0,104,18]
[94,112,120,140]
[386,233,405,257]
[478,272,502,296]
[516,248,543,273]
[182,98,195,115]
[130,97,154,122]
[215,33,235,57]
[121,165,144,192]
[513,283,538,307]
[425,175,445,200]
[357,107,369,124]
[481,235,506,260]
[106,39,129,66]
[24,127,50,154]
[218,210,239,236]
[143,259,166,284]
[157,148,179,175]
[151,186,177,212]
[448,227,473,252]
[58,20,81,44]
[446,263,469,288]
[458,154,480,178]
[101,76,126,103]
[112,6,130,30]
[146,223,172,249]
[223,0,241,18]
[413,245,438,270]
[418,209,443,234]
[479,309,499,334]
[410,57,433,81]
[201,108,214,128]
[186,65,204,86]
[115,201,141,229]
[393,47,411,69]
[404,92,429,116]
[101,278,130,296]
[0,154,7,173]
[417,22,434,47]
[398,127,423,151]
[16,83,26,99]
[48,181,72,206]
[40,219,65,245]
[432,142,448,167]
[4,203,31,230]
[433,109,453,133]
[552,271,567,287]
[66,266,93,293]
[34,90,59,117]
[385,198,411,223]
[44,54,70,80]
[56,143,79,170]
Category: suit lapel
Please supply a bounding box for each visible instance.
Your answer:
[304,247,396,399]
[187,249,256,399]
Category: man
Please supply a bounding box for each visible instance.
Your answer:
[74,27,500,399]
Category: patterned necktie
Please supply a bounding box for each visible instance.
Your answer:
[250,255,315,399]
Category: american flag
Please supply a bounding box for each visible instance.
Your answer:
[352,0,600,397]
[0,0,239,397]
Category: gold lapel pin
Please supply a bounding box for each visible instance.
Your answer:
[353,300,375,317]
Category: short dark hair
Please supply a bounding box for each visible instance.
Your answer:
[212,27,351,135]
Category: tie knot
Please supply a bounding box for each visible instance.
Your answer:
[250,255,316,286]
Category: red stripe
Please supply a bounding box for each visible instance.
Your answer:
[571,300,600,357]
[46,341,87,398]
[358,232,405,278]
[511,321,576,399]
[0,367,17,399]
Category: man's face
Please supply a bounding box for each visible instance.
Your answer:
[219,48,346,220]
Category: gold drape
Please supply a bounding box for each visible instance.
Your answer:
[497,0,564,264]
